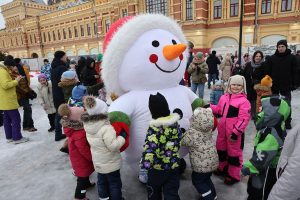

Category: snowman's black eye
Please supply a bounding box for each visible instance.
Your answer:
[172,39,177,45]
[152,40,160,47]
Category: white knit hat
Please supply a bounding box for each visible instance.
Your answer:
[83,96,108,115]
[102,14,187,96]
[226,75,247,94]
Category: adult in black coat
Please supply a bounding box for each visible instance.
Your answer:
[242,51,266,119]
[76,56,86,82]
[264,40,298,129]
[80,57,99,86]
[206,50,221,88]
[296,50,300,88]
[185,41,194,87]
[50,50,68,141]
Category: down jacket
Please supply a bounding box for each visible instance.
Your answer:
[268,124,300,200]
[81,113,125,174]
[61,119,94,177]
[219,58,232,81]
[37,82,56,114]
[0,64,19,110]
[181,108,218,173]
[188,59,208,84]
[210,93,251,139]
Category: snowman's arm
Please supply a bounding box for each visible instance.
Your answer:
[108,111,131,152]
[191,98,205,111]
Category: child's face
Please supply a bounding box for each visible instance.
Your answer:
[39,78,47,85]
[215,85,222,90]
[230,84,243,94]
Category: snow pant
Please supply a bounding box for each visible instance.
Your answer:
[97,170,122,200]
[216,131,245,181]
[19,98,34,129]
[47,113,56,129]
[208,74,217,88]
[247,167,277,200]
[147,168,180,200]
[3,110,23,141]
[191,82,205,99]
[192,172,216,200]
[75,176,92,199]
[0,110,3,127]
[272,90,292,126]
[54,112,64,140]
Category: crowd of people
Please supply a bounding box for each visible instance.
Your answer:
[0,39,300,200]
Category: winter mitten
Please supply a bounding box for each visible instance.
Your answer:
[241,167,250,176]
[230,132,238,141]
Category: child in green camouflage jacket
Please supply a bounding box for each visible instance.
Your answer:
[241,95,290,200]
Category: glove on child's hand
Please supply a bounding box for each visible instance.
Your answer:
[230,132,238,142]
[119,129,127,139]
[241,167,250,176]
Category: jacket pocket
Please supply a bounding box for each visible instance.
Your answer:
[226,105,239,118]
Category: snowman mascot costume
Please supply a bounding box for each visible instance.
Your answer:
[102,14,204,177]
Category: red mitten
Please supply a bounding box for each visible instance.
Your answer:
[111,121,130,152]
[213,116,218,131]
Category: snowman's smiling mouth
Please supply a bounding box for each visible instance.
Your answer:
[154,60,182,73]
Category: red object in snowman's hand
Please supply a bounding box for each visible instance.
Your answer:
[111,121,130,152]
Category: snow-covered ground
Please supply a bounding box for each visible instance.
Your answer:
[0,73,299,200]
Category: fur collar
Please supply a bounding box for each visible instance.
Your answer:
[254,84,272,91]
[81,113,108,122]
[60,118,83,130]
[149,113,180,127]
[58,79,78,87]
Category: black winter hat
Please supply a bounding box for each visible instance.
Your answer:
[149,92,170,119]
[277,40,288,48]
[212,50,216,55]
[54,50,66,59]
[4,58,16,67]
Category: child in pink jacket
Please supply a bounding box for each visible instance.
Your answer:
[210,75,251,185]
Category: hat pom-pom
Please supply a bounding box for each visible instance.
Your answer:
[58,104,71,118]
[83,96,96,109]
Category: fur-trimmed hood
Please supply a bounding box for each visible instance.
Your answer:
[60,118,84,130]
[254,84,272,92]
[81,113,110,135]
[149,113,180,127]
[58,79,78,88]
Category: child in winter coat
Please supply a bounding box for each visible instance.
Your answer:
[58,104,95,200]
[210,80,224,105]
[241,96,290,200]
[253,75,273,113]
[37,74,56,132]
[81,96,127,200]
[58,71,79,102]
[181,107,218,200]
[140,92,183,200]
[210,75,251,185]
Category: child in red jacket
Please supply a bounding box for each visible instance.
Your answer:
[58,104,95,200]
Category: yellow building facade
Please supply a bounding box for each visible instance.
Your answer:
[0,0,300,58]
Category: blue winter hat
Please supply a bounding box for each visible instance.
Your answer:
[72,85,87,100]
[61,70,76,80]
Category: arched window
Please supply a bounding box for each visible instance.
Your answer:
[186,0,193,20]
[146,0,168,15]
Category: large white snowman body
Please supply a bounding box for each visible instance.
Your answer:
[102,14,203,171]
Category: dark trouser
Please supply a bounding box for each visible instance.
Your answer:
[75,176,92,199]
[247,168,277,200]
[187,73,191,87]
[0,110,3,126]
[48,113,56,128]
[250,100,256,120]
[208,74,217,88]
[147,169,180,200]
[272,90,292,125]
[19,98,34,128]
[54,112,63,140]
[192,172,216,200]
[3,110,23,141]
[97,170,122,200]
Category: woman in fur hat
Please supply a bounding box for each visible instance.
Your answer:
[209,75,251,185]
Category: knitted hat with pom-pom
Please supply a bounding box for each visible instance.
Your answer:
[83,96,108,116]
[261,75,272,87]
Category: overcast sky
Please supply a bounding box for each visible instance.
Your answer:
[0,0,47,29]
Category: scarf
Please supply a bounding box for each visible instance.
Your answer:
[250,60,263,69]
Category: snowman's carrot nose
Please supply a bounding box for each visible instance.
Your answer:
[163,44,186,61]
